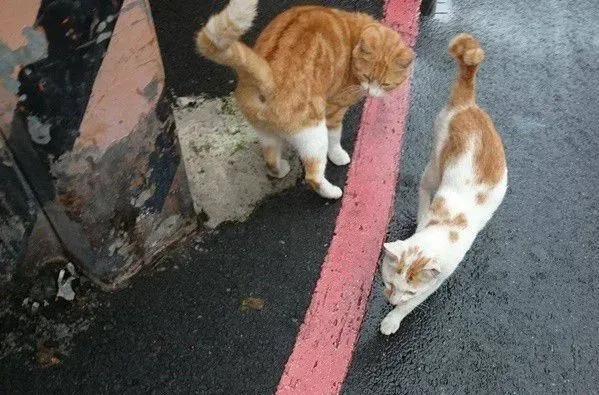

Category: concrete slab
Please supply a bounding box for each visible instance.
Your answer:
[175,94,301,228]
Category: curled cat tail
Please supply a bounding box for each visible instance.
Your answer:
[196,0,274,94]
[447,33,485,107]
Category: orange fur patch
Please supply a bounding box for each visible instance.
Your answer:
[394,251,407,272]
[440,34,506,187]
[407,255,432,284]
[304,157,321,190]
[452,213,468,228]
[196,31,220,59]
[439,107,506,186]
[449,230,459,242]
[475,192,488,205]
[430,197,449,218]
[427,212,468,229]
[394,246,421,273]
[263,145,277,171]
[426,219,440,227]
[448,34,484,107]
[325,104,349,128]
[234,6,412,133]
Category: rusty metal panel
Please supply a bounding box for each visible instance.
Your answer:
[0,134,35,288]
[0,0,196,290]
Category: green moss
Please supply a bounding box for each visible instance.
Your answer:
[230,142,245,156]
[220,98,236,115]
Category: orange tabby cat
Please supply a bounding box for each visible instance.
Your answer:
[196,0,413,199]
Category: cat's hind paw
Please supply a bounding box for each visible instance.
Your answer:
[316,183,343,200]
[266,159,291,179]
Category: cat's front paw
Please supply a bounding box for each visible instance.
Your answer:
[317,183,343,200]
[328,147,351,166]
[380,314,401,336]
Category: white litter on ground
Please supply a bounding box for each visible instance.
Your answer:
[56,263,77,301]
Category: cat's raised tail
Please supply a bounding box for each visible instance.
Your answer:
[196,0,274,94]
[447,33,485,108]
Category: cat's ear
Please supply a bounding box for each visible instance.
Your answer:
[356,25,379,55]
[395,46,414,69]
[383,241,404,263]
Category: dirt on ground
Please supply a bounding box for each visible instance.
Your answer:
[0,262,101,366]
[1,94,303,366]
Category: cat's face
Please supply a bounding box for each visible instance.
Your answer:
[352,25,413,97]
[381,241,440,305]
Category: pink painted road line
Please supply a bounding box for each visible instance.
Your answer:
[276,1,422,394]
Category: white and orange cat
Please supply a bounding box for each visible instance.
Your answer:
[380,34,507,335]
[196,0,413,199]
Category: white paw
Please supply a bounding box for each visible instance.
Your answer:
[317,183,343,200]
[266,159,291,179]
[328,147,351,166]
[380,315,401,336]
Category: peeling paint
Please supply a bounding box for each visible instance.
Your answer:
[95,31,112,44]
[0,0,43,50]
[26,115,51,144]
[132,185,155,208]
[141,76,160,100]
[1,0,195,291]
[78,0,163,151]
[121,0,153,19]
[0,27,48,94]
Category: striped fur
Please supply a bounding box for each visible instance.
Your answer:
[197,3,413,199]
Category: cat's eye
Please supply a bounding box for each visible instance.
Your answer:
[361,74,370,81]
[404,290,416,295]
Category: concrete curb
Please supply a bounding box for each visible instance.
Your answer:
[276,1,422,393]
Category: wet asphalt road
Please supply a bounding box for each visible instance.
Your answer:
[344,0,599,393]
